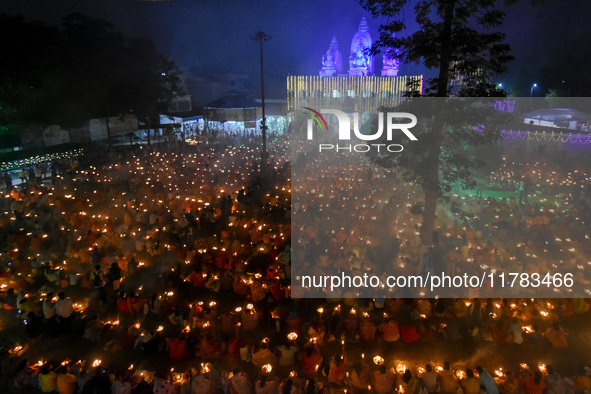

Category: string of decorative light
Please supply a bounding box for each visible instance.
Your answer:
[501,129,591,144]
[0,148,85,171]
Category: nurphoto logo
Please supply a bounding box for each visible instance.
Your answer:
[303,107,418,153]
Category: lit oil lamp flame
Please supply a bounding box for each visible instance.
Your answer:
[9,345,23,354]
[373,356,385,365]
[317,307,324,314]
[287,332,298,341]
[261,364,272,373]
[157,325,164,332]
[201,362,212,374]
[538,364,547,374]
[92,359,102,368]
[456,370,467,380]
[396,363,407,374]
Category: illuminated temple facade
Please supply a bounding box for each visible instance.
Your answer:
[287,17,422,114]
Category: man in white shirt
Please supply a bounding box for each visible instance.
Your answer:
[421,364,438,394]
[277,343,298,367]
[509,317,524,344]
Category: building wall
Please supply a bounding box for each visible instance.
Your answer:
[287,75,423,114]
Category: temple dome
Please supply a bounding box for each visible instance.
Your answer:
[349,17,374,76]
[326,36,343,73]
[320,36,344,76]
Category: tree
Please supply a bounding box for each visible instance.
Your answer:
[0,14,60,148]
[54,14,181,128]
[358,0,513,255]
[0,13,181,147]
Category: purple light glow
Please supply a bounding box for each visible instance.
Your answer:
[501,129,591,144]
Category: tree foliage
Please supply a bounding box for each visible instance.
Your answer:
[358,0,514,247]
[361,0,513,96]
[0,13,180,137]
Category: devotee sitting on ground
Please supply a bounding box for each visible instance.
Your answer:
[438,361,459,394]
[54,291,74,335]
[56,365,78,394]
[327,354,346,388]
[545,365,567,394]
[508,317,524,344]
[398,369,420,394]
[421,364,439,394]
[39,363,58,393]
[544,322,568,348]
[3,287,17,310]
[229,370,253,394]
[477,366,500,394]
[568,369,591,394]
[499,371,519,394]
[255,375,278,394]
[14,359,39,390]
[252,343,278,370]
[350,361,369,393]
[372,365,395,394]
[301,346,323,380]
[276,341,298,368]
[521,370,545,394]
[461,369,480,394]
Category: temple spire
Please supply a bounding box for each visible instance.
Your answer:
[382,33,400,76]
[319,36,343,77]
[348,17,373,76]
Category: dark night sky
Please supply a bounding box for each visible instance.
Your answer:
[2,0,591,98]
